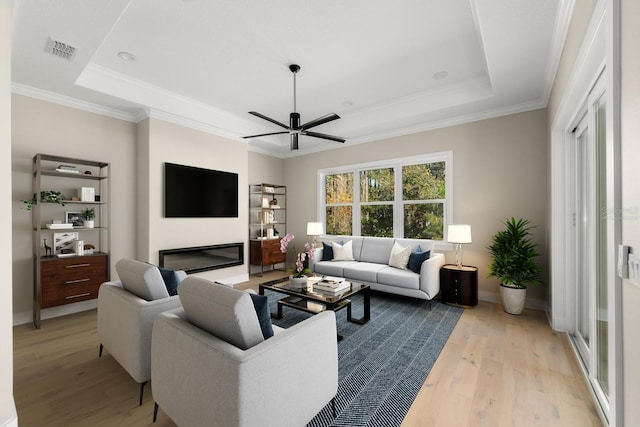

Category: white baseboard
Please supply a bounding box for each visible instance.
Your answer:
[478,290,547,312]
[0,397,18,427]
[13,299,97,326]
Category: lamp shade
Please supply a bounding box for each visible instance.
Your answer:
[447,224,472,244]
[306,222,324,236]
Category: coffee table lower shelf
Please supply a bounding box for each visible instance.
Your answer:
[275,296,351,319]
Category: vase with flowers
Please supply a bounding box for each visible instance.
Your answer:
[280,233,315,288]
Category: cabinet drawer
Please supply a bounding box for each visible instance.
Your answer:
[40,255,108,308]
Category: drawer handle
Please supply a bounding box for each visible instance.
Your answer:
[65,292,91,300]
[65,278,90,284]
[66,263,91,269]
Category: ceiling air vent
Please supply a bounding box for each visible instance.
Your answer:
[46,38,77,60]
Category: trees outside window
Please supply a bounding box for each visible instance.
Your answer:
[322,153,451,239]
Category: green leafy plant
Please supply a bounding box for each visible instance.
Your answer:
[21,191,66,211]
[487,217,542,288]
[82,207,95,220]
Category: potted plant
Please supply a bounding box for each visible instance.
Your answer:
[82,207,95,228]
[21,191,66,210]
[487,217,542,315]
[279,233,315,288]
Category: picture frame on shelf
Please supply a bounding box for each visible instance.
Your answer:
[54,232,78,256]
[65,211,84,227]
[261,196,270,208]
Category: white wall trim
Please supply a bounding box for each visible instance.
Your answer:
[11,83,139,122]
[13,300,97,326]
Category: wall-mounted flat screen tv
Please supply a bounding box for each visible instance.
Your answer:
[164,162,238,218]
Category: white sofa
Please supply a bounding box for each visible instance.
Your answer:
[310,236,445,303]
[151,276,338,427]
[97,258,187,405]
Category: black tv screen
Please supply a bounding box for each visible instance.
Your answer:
[164,162,238,218]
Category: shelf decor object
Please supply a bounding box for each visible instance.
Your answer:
[447,224,472,268]
[30,153,110,328]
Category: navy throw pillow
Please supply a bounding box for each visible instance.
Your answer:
[157,266,180,296]
[408,249,431,274]
[249,293,274,339]
[321,242,334,261]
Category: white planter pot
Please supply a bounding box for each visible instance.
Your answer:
[84,220,95,229]
[500,284,527,315]
[289,276,308,289]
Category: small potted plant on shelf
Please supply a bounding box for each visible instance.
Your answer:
[280,233,315,289]
[82,207,95,228]
[487,217,542,315]
[21,191,66,211]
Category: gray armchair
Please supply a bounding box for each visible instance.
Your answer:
[97,259,186,405]
[151,276,338,427]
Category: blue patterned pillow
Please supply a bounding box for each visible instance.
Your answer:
[249,293,274,339]
[408,248,431,274]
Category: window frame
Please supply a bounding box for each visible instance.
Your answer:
[317,151,453,249]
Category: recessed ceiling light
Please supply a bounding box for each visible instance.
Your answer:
[117,51,136,61]
[432,71,448,80]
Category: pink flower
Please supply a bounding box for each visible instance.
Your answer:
[279,233,316,277]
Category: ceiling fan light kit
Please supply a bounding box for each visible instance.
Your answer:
[244,64,345,150]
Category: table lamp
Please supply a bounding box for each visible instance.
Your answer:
[306,222,324,246]
[448,224,472,268]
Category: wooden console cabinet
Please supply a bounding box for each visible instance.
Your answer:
[40,253,109,308]
[440,264,478,308]
[249,239,286,274]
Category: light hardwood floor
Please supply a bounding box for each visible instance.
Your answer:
[14,272,603,427]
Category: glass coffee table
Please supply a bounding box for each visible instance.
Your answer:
[258,276,371,327]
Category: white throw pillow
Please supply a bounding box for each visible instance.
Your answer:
[388,242,412,270]
[332,240,355,261]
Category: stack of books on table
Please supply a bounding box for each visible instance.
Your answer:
[313,276,350,293]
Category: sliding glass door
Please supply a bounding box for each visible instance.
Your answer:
[572,72,610,414]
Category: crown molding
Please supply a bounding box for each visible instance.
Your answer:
[10,82,139,122]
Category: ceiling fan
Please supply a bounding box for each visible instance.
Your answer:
[243,64,345,150]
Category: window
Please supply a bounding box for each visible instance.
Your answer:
[319,152,452,240]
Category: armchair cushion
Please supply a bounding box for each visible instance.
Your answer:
[116,258,169,301]
[178,276,264,350]
[249,293,274,339]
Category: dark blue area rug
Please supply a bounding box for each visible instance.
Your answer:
[264,290,463,427]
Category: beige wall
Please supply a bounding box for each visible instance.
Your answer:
[283,109,549,307]
[621,0,640,423]
[1,0,16,424]
[11,95,138,324]
[142,118,249,283]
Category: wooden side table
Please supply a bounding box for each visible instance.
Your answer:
[440,264,478,308]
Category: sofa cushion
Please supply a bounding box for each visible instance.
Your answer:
[343,262,388,283]
[332,240,355,261]
[116,258,170,301]
[249,293,274,339]
[314,260,358,277]
[178,276,264,350]
[388,242,412,269]
[321,242,334,261]
[360,237,395,265]
[408,248,431,274]
[377,267,420,290]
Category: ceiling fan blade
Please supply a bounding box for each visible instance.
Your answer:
[249,111,290,130]
[242,131,289,139]
[290,133,299,150]
[303,131,345,143]
[300,113,340,131]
